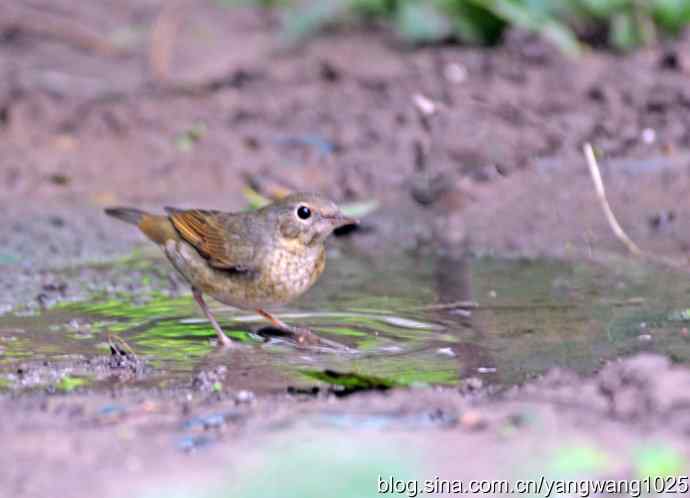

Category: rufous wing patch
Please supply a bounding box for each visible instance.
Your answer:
[166,209,236,269]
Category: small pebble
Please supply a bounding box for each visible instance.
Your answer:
[641,128,656,144]
[459,377,483,393]
[235,390,255,403]
[444,63,467,84]
[450,309,472,317]
[460,410,486,430]
[413,94,436,116]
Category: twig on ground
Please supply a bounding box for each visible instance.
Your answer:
[583,142,643,257]
[148,1,254,94]
[2,5,127,57]
[584,142,687,269]
[406,301,576,312]
[411,300,478,311]
[149,1,189,84]
[108,332,138,360]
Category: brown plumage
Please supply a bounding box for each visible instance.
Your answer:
[105,193,356,347]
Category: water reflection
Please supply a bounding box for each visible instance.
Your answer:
[429,252,497,383]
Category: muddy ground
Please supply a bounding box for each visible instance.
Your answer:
[3,1,690,497]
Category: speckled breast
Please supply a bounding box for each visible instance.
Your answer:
[257,246,325,304]
[163,239,326,310]
[209,245,326,309]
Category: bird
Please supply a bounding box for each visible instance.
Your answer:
[104,193,357,347]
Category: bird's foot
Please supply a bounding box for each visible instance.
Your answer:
[285,325,354,352]
[213,330,235,348]
[255,309,353,351]
[288,326,322,346]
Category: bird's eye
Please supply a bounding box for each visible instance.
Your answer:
[296,205,311,220]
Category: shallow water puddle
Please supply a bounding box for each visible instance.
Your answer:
[2,252,690,393]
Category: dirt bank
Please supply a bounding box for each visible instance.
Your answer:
[3,354,690,497]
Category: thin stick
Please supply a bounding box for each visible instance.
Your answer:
[405,301,576,312]
[583,143,688,270]
[3,6,127,57]
[149,1,188,84]
[583,143,643,256]
[411,300,478,311]
[107,333,138,360]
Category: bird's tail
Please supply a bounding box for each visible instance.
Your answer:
[105,206,177,245]
[104,207,148,225]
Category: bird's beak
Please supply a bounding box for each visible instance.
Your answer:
[325,214,359,228]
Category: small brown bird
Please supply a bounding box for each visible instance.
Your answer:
[105,193,356,347]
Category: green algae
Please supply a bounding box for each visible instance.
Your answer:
[55,375,90,392]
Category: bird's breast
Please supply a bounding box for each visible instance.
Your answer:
[257,245,326,305]
[201,245,326,309]
[163,239,325,310]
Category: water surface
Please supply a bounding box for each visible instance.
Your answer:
[2,251,690,393]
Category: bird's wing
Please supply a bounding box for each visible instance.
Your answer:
[165,208,256,271]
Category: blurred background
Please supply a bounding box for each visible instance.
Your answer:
[3,0,690,220]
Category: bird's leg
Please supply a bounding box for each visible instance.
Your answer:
[256,308,320,345]
[192,288,234,347]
